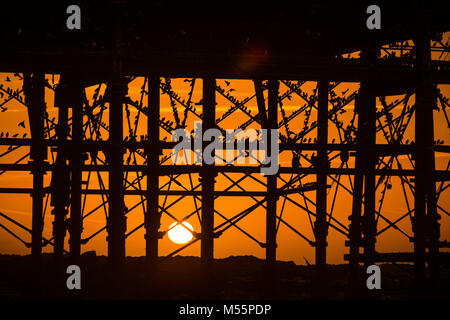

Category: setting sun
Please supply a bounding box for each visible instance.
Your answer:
[167,221,194,244]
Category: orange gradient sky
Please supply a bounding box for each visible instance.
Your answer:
[0,40,449,265]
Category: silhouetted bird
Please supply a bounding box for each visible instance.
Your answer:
[12,133,18,138]
[6,76,10,82]
[18,121,25,128]
[225,80,230,86]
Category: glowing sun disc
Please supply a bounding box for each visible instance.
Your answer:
[168,221,194,244]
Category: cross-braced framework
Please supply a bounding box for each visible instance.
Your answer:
[0,7,449,296]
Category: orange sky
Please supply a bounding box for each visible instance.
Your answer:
[0,41,449,265]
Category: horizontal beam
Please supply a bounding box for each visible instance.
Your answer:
[1,138,444,154]
[343,252,450,263]
[0,187,312,197]
[0,164,448,179]
[0,49,449,83]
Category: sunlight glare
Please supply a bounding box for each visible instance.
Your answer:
[167,221,194,244]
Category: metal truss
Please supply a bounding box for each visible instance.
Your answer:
[0,27,449,296]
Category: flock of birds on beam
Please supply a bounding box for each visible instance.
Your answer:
[0,73,448,159]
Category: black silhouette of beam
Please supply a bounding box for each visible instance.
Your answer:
[67,75,84,262]
[266,79,279,264]
[414,33,440,296]
[24,72,46,266]
[51,77,70,264]
[107,76,127,267]
[1,164,448,178]
[360,48,378,271]
[348,89,365,296]
[200,76,216,269]
[315,80,329,271]
[1,51,449,84]
[107,2,127,268]
[253,79,269,127]
[146,75,161,265]
[0,138,434,154]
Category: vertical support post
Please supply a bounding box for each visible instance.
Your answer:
[69,77,83,261]
[107,0,126,269]
[266,79,278,264]
[25,72,46,266]
[348,93,365,296]
[107,76,126,267]
[359,46,378,270]
[315,80,329,271]
[414,34,439,293]
[146,75,161,266]
[253,79,269,127]
[348,48,378,296]
[52,77,72,263]
[360,79,377,269]
[52,107,68,263]
[413,37,427,295]
[426,81,440,290]
[201,76,216,270]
